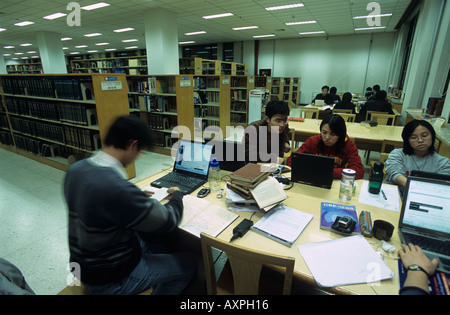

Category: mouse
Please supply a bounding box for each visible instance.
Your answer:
[197,188,210,198]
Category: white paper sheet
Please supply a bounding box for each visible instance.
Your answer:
[358,181,400,212]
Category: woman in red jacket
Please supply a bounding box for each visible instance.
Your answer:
[287,114,365,179]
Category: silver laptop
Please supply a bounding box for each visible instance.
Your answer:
[314,99,325,106]
[398,176,450,273]
[151,140,213,194]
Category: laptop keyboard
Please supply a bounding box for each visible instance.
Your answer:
[163,172,203,186]
[404,233,450,256]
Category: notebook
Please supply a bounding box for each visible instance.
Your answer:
[398,176,450,273]
[291,152,334,189]
[204,138,246,172]
[151,140,213,194]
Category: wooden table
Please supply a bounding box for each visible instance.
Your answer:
[135,170,403,295]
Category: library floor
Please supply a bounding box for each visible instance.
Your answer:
[0,140,376,295]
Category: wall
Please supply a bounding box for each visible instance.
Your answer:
[255,32,396,104]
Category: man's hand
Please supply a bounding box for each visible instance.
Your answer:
[168,187,180,194]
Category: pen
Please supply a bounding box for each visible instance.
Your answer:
[381,190,387,200]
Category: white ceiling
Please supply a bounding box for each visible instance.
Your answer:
[0,0,412,61]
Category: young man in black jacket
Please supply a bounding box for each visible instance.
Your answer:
[64,115,197,295]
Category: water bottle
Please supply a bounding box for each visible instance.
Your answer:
[209,158,221,192]
[339,169,356,201]
[368,162,384,194]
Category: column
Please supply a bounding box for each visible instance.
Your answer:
[36,31,67,74]
[144,8,179,75]
[0,53,7,74]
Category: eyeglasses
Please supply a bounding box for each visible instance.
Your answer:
[409,132,430,141]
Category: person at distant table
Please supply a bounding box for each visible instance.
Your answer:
[368,84,380,101]
[333,92,356,114]
[312,85,334,105]
[329,86,341,103]
[286,114,364,179]
[385,119,450,186]
[359,90,394,120]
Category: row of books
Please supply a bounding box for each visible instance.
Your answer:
[128,78,175,94]
[14,134,57,157]
[140,112,175,131]
[5,97,97,126]
[1,77,95,101]
[0,114,8,129]
[129,94,176,113]
[194,105,220,118]
[194,91,220,104]
[0,130,13,146]
[231,89,247,101]
[149,131,176,148]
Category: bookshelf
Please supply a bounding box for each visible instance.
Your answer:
[127,75,195,154]
[0,73,135,178]
[180,58,248,76]
[230,75,255,127]
[7,63,43,74]
[270,77,301,108]
[71,56,148,75]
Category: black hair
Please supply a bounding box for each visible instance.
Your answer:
[366,87,372,91]
[318,114,347,153]
[104,115,153,150]
[265,100,290,119]
[372,84,380,92]
[342,92,352,103]
[375,90,387,100]
[401,119,436,155]
[330,86,337,94]
[321,85,330,91]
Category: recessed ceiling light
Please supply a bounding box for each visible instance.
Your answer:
[203,13,233,19]
[105,48,116,51]
[27,51,37,54]
[185,31,206,36]
[70,52,80,54]
[81,2,110,11]
[61,37,72,41]
[253,34,275,38]
[14,21,35,27]
[75,45,88,48]
[2,54,11,56]
[114,27,134,33]
[87,50,98,53]
[299,31,325,35]
[63,47,69,50]
[355,26,386,31]
[122,39,138,42]
[31,56,39,58]
[84,33,102,37]
[12,58,19,60]
[4,46,15,49]
[125,46,138,49]
[43,12,67,20]
[21,57,29,59]
[286,20,316,25]
[20,43,33,46]
[353,13,392,19]
[265,3,303,11]
[95,42,109,46]
[233,26,259,30]
[15,52,24,55]
[179,41,195,44]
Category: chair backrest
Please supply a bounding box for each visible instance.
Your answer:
[200,232,295,295]
[335,113,355,122]
[333,109,352,114]
[300,108,319,119]
[366,110,388,121]
[371,113,395,126]
[380,139,403,154]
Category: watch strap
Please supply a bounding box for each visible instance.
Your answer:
[407,264,429,277]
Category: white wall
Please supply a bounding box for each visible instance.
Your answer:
[255,32,396,104]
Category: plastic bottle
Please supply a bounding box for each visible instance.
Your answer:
[339,169,356,201]
[368,162,384,194]
[209,158,221,192]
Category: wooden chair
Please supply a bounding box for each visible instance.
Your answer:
[300,107,319,119]
[57,282,153,295]
[333,109,353,114]
[366,110,388,121]
[335,113,356,122]
[369,139,403,169]
[200,232,295,295]
[371,113,396,126]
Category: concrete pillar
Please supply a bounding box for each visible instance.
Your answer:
[36,31,67,74]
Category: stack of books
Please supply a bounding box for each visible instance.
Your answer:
[226,163,287,211]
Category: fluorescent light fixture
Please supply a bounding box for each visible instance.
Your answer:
[81,2,110,10]
[355,26,386,31]
[63,47,69,50]
[70,52,80,54]
[125,46,138,49]
[299,31,325,35]
[20,43,33,46]
[0,28,6,32]
[84,33,102,37]
[353,13,392,19]
[43,12,67,20]
[14,21,35,27]
[87,50,98,53]
[105,48,116,51]
[12,58,19,60]
[203,13,233,19]
[15,52,24,55]
[253,34,275,38]
[122,39,138,42]
[31,56,39,58]
[2,54,11,56]
[21,57,29,59]
[286,20,316,25]
[61,37,72,41]
[266,3,303,11]
[95,42,109,45]
[27,51,37,54]
[4,46,14,49]
[113,27,134,33]
[179,41,195,44]
[185,31,206,35]
[75,45,88,48]
[233,26,259,30]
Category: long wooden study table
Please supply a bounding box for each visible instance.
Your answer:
[135,170,403,295]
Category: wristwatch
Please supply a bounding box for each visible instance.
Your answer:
[407,264,429,277]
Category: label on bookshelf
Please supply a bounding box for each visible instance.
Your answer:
[101,81,123,91]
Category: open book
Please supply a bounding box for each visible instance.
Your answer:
[249,176,288,211]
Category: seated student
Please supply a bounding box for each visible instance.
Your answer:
[312,85,334,105]
[329,86,341,103]
[385,119,450,186]
[243,100,291,164]
[368,84,380,101]
[359,90,394,119]
[333,92,356,114]
[286,114,364,179]
[364,87,373,98]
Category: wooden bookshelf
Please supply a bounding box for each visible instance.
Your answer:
[180,58,248,76]
[270,77,301,108]
[0,73,135,178]
[127,75,195,154]
[71,56,148,75]
[7,63,43,74]
[230,75,255,127]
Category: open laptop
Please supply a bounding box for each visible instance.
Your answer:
[205,138,246,172]
[398,170,450,198]
[151,140,213,194]
[291,152,334,189]
[398,176,450,273]
[314,99,325,106]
